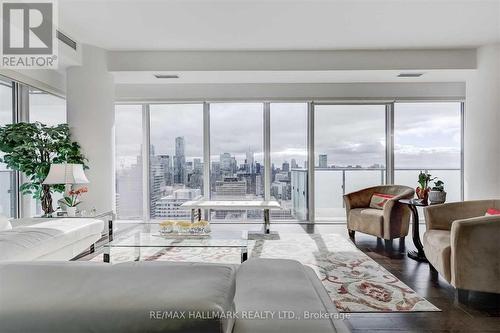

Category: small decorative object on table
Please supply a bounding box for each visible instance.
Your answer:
[416,171,436,205]
[428,180,446,204]
[159,220,211,236]
[61,187,88,217]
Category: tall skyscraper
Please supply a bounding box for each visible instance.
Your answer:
[174,136,186,184]
[282,161,290,172]
[291,159,298,169]
[319,154,328,168]
[245,150,254,173]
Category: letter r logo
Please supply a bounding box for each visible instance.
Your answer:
[2,2,53,54]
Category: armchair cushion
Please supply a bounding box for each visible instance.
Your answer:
[423,230,451,282]
[347,208,384,237]
[369,193,395,210]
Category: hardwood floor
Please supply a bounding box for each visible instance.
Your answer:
[343,229,500,332]
[84,221,500,332]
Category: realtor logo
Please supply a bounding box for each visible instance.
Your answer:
[1,0,58,68]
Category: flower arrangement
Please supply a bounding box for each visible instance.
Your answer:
[62,186,88,207]
[416,171,436,204]
[159,220,211,235]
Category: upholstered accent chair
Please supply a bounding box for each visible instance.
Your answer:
[423,200,500,302]
[343,185,415,246]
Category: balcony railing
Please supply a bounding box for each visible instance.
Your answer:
[314,167,461,221]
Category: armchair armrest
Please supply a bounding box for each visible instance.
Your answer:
[382,189,414,239]
[450,215,500,293]
[424,200,494,231]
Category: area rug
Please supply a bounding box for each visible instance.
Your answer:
[92,233,440,313]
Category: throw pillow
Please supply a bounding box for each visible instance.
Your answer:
[485,208,500,216]
[0,215,12,231]
[369,193,395,209]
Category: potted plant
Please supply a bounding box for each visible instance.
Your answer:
[62,187,88,216]
[0,122,87,216]
[429,180,446,204]
[416,171,436,204]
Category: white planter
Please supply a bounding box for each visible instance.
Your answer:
[429,191,447,204]
[67,207,77,217]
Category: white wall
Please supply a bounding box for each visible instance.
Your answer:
[66,45,115,214]
[465,44,500,199]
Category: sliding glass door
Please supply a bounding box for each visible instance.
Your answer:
[314,104,387,221]
[270,103,308,221]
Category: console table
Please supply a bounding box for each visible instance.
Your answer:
[180,199,281,234]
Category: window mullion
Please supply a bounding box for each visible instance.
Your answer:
[263,102,271,201]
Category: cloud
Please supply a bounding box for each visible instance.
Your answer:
[116,102,462,170]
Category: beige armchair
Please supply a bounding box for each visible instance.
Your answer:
[423,200,500,302]
[343,185,415,245]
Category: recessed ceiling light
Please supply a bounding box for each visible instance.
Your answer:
[397,73,424,78]
[154,74,179,79]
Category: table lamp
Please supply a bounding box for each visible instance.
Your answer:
[43,163,89,193]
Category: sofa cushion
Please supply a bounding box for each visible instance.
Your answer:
[0,261,237,333]
[0,218,104,261]
[234,258,348,333]
[423,230,451,282]
[347,208,384,237]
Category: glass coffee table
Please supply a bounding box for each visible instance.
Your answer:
[103,232,248,263]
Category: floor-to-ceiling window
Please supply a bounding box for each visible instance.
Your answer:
[0,77,69,218]
[149,104,204,220]
[394,102,462,203]
[210,103,263,221]
[115,104,143,219]
[270,103,308,221]
[28,89,67,216]
[114,100,463,223]
[0,79,15,217]
[314,104,387,221]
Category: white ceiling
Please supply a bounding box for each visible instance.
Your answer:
[59,0,500,51]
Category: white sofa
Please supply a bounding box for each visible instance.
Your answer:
[0,259,351,333]
[0,218,104,261]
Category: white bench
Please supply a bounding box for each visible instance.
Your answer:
[181,199,281,234]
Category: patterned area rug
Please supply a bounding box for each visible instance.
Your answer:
[92,233,440,313]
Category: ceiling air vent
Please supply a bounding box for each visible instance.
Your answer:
[397,73,424,78]
[56,30,77,50]
[154,74,179,79]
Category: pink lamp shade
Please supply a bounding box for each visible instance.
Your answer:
[42,163,89,185]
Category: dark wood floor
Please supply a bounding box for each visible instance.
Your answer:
[341,228,500,333]
[85,222,500,332]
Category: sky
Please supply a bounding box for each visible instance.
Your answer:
[115,102,462,170]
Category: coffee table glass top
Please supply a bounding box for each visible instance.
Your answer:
[105,232,248,249]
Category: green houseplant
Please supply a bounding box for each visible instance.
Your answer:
[429,180,447,204]
[0,122,87,215]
